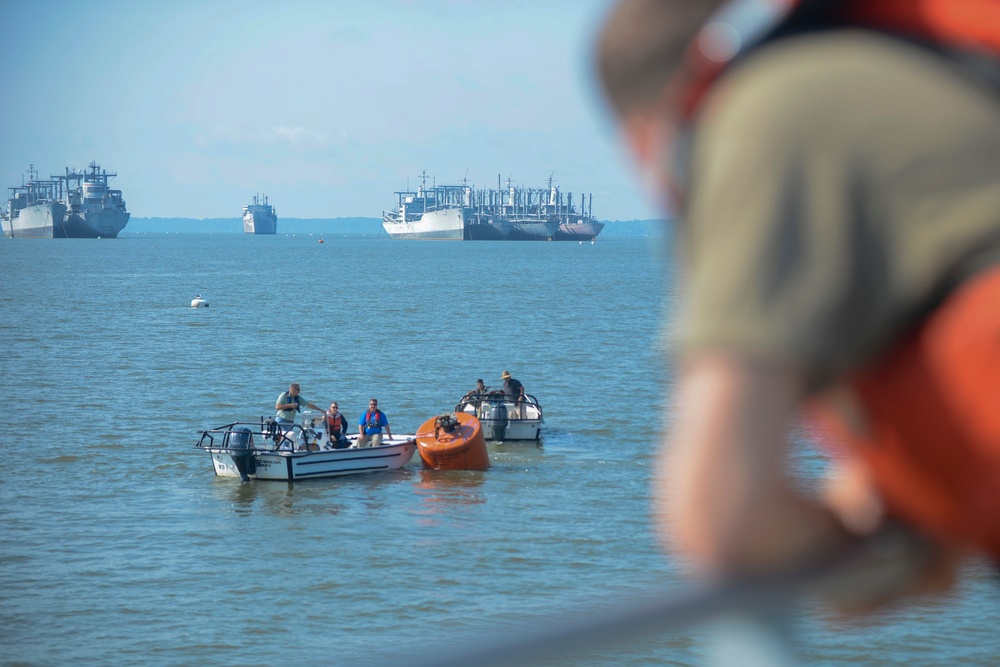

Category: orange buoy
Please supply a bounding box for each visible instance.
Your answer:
[318,238,325,243]
[415,412,489,470]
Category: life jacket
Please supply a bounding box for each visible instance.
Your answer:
[280,392,300,414]
[326,412,344,435]
[675,0,1000,557]
[364,410,383,431]
[675,0,1000,124]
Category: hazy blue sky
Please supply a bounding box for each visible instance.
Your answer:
[1,0,661,221]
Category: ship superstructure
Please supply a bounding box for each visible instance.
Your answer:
[382,173,603,241]
[3,161,127,239]
[56,161,130,238]
[381,173,468,240]
[2,165,68,238]
[243,194,277,234]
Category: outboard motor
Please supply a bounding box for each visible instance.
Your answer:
[493,403,508,440]
[227,427,255,483]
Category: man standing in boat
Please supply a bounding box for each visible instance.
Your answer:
[275,383,324,426]
[501,370,526,418]
[357,398,392,448]
[500,371,524,401]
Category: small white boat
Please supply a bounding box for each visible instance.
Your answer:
[196,411,416,481]
[455,392,543,441]
[191,293,208,308]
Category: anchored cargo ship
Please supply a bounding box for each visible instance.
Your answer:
[58,162,130,238]
[3,162,128,239]
[2,166,67,238]
[243,194,277,234]
[381,180,466,240]
[382,173,602,241]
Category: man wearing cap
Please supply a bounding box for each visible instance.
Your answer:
[500,370,526,417]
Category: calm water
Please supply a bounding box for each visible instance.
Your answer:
[0,233,996,667]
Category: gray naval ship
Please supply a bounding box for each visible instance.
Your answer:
[243,194,277,234]
[2,161,129,238]
[382,173,604,241]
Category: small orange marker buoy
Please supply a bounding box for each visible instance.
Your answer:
[318,238,324,243]
[415,412,489,470]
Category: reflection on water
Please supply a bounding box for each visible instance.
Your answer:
[413,469,488,515]
[215,477,265,516]
[209,467,419,517]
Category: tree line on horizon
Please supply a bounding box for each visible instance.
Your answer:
[124,217,669,236]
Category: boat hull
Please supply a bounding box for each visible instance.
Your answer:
[244,211,277,234]
[415,412,489,470]
[3,202,68,238]
[464,219,511,240]
[383,208,464,240]
[206,436,416,480]
[554,220,604,241]
[63,208,130,238]
[507,220,559,241]
[456,394,543,441]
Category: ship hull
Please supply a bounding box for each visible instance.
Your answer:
[244,212,277,234]
[63,208,130,238]
[554,220,605,241]
[3,202,68,238]
[507,220,559,241]
[383,208,464,240]
[465,219,511,240]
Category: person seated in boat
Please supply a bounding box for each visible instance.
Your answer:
[275,383,324,426]
[463,379,489,400]
[357,398,392,448]
[325,402,350,449]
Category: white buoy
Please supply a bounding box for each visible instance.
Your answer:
[191,293,209,308]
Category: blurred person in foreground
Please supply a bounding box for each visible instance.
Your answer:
[595,0,1000,608]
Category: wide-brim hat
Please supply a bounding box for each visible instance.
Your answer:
[501,370,511,379]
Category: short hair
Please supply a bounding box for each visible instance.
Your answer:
[595,0,724,119]
[476,378,484,384]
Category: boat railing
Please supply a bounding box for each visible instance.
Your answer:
[195,418,305,452]
[455,393,543,420]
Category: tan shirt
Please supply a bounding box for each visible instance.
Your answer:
[680,31,1000,389]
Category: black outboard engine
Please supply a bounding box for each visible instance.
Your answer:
[494,403,508,440]
[227,427,255,483]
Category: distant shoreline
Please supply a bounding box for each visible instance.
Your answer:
[123,217,669,236]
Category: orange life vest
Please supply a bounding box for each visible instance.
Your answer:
[676,0,1000,122]
[326,413,344,436]
[677,0,1000,557]
[813,267,1000,560]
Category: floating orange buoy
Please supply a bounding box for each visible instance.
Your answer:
[318,238,324,243]
[415,412,489,470]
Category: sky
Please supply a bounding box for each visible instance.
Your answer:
[0,0,662,221]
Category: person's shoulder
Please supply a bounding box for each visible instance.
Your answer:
[703,31,961,146]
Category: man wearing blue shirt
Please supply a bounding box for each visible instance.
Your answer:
[357,398,392,448]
